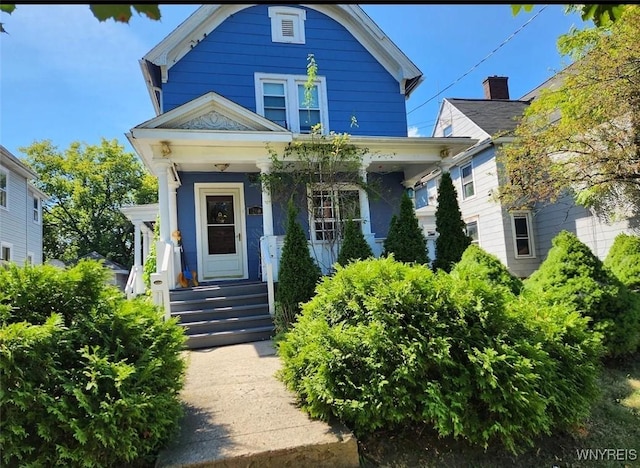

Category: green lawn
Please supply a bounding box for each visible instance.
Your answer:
[358,353,640,467]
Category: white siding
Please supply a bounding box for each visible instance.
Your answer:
[433,99,489,140]
[534,194,637,262]
[0,169,43,265]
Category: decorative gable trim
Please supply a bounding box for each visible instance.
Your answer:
[141,4,423,113]
[135,91,289,132]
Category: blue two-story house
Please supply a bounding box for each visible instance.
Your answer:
[126,4,475,347]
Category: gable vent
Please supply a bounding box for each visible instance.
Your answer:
[281,19,295,37]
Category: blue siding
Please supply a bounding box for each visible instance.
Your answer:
[163,5,408,136]
[177,172,264,281]
[369,172,405,237]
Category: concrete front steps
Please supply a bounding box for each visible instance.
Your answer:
[170,281,274,349]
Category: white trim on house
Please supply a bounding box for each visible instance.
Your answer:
[254,73,329,134]
[510,211,536,259]
[0,165,8,211]
[194,183,249,281]
[268,6,306,44]
[140,4,423,114]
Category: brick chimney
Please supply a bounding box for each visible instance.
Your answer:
[483,76,510,100]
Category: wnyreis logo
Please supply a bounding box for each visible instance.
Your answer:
[576,448,637,461]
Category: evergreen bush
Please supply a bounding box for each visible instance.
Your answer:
[382,191,428,264]
[451,244,523,295]
[433,172,471,272]
[277,257,602,454]
[604,233,640,291]
[275,199,321,332]
[336,218,373,267]
[0,260,186,467]
[524,230,640,357]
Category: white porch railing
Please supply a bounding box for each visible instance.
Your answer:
[124,265,146,299]
[150,240,174,321]
[260,236,276,316]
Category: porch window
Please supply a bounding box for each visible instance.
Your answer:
[255,73,328,133]
[310,187,361,241]
[511,211,535,258]
[0,167,7,209]
[460,162,475,199]
[415,177,440,209]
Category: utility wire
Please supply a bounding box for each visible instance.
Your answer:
[407,5,549,116]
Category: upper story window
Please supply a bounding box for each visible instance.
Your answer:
[255,73,328,134]
[443,124,453,137]
[268,6,306,44]
[460,162,475,199]
[309,185,362,242]
[33,196,41,223]
[511,211,535,258]
[0,167,8,210]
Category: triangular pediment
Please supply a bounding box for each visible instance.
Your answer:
[135,92,289,132]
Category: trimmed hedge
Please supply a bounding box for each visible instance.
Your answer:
[336,218,373,267]
[277,257,602,454]
[0,260,186,467]
[604,233,640,291]
[524,230,640,357]
[451,244,523,295]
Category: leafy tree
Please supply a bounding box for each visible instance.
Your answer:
[275,199,322,332]
[0,4,161,33]
[336,218,373,267]
[21,139,158,268]
[498,5,640,219]
[383,191,428,264]
[512,4,625,27]
[432,172,470,272]
[524,230,640,357]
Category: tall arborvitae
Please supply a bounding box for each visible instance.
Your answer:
[275,199,322,330]
[336,218,373,267]
[383,191,428,264]
[433,172,471,272]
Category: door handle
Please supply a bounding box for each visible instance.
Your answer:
[237,232,242,242]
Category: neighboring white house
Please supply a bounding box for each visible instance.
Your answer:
[0,145,46,266]
[422,75,638,277]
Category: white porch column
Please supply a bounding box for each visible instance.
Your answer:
[141,224,151,262]
[133,220,142,269]
[359,163,373,237]
[154,161,171,243]
[168,179,179,239]
[257,160,274,237]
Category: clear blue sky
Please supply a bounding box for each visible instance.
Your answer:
[1,4,585,159]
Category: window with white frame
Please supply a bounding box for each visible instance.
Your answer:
[27,252,34,265]
[460,162,475,199]
[0,167,7,209]
[1,242,11,263]
[32,196,40,223]
[268,6,306,44]
[309,186,361,241]
[511,212,535,258]
[415,177,439,209]
[465,218,479,245]
[443,124,453,137]
[255,73,328,133]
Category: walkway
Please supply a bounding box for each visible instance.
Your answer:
[156,340,360,467]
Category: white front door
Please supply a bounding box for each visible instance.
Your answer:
[195,183,248,281]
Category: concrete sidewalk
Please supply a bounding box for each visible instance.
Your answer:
[155,340,360,467]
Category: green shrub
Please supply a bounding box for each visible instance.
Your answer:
[336,218,373,267]
[451,244,523,295]
[433,172,471,272]
[277,256,602,454]
[0,260,186,467]
[604,233,640,291]
[383,191,428,264]
[524,230,640,357]
[143,215,160,290]
[275,199,321,332]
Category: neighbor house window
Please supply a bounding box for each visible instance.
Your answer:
[309,186,361,241]
[1,242,11,263]
[0,167,7,209]
[268,6,306,44]
[33,196,40,223]
[460,162,475,199]
[511,212,535,258]
[27,252,34,265]
[443,124,453,137]
[465,218,479,245]
[255,73,328,133]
